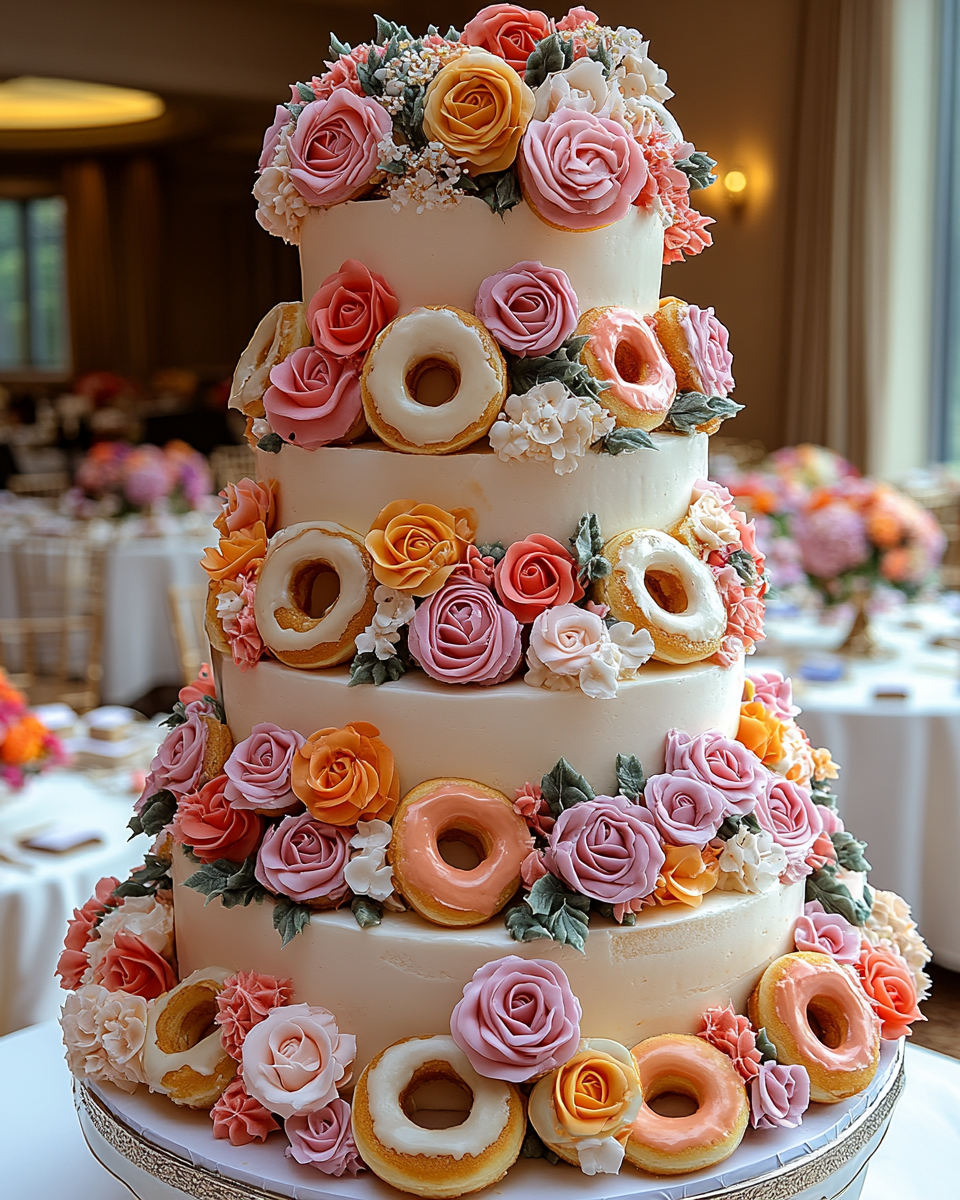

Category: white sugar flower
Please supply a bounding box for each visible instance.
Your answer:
[489,382,600,475]
[716,828,787,894]
[609,621,654,677]
[355,586,415,660]
[216,587,244,635]
[61,984,148,1093]
[686,492,741,553]
[253,129,310,244]
[532,58,618,122]
[615,49,674,104]
[349,819,392,854]
[83,893,174,982]
[579,640,621,700]
[576,1136,626,1175]
[525,609,653,699]
[344,819,395,902]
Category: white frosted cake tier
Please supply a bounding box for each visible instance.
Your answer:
[299,197,664,315]
[259,432,707,546]
[173,846,804,1077]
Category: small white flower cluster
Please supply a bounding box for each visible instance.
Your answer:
[488,381,615,476]
[216,587,246,638]
[863,888,933,999]
[343,819,402,906]
[715,827,787,894]
[377,136,465,212]
[372,40,462,114]
[253,126,310,245]
[577,1135,626,1176]
[355,585,415,660]
[525,608,655,700]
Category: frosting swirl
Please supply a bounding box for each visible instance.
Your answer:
[216,970,294,1060]
[291,722,399,826]
[255,812,351,905]
[475,261,579,357]
[223,722,305,812]
[545,795,664,904]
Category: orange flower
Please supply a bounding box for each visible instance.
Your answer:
[201,521,267,583]
[655,844,720,908]
[811,746,840,782]
[737,700,785,766]
[291,721,399,825]
[365,500,477,596]
[857,944,924,1040]
[552,1048,641,1139]
[215,478,278,538]
[1,715,47,765]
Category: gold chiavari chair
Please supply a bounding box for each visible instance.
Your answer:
[167,583,209,686]
[209,444,256,492]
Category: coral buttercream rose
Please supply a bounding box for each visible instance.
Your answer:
[856,945,924,1039]
[91,929,177,1001]
[737,700,785,766]
[211,1077,279,1146]
[201,522,267,583]
[655,844,720,908]
[255,813,351,906]
[461,5,553,72]
[365,500,477,596]
[307,259,398,358]
[749,1062,810,1130]
[754,776,822,880]
[241,1003,356,1119]
[263,346,362,449]
[545,795,664,904]
[518,108,647,231]
[556,7,597,31]
[216,970,294,1060]
[286,91,391,206]
[285,1099,364,1176]
[56,876,120,990]
[794,900,860,964]
[553,1048,641,1138]
[408,576,522,685]
[664,728,764,817]
[698,1004,761,1081]
[422,48,535,174]
[643,772,726,847]
[259,103,291,171]
[224,723,305,813]
[292,722,399,825]
[475,261,579,357]
[173,775,265,863]
[494,533,584,622]
[216,478,277,537]
[450,956,582,1081]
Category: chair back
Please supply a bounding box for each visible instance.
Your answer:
[209,444,256,492]
[6,472,71,499]
[167,583,208,686]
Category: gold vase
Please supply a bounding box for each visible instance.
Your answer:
[837,583,883,658]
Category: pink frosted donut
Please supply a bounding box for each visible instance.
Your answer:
[577,306,677,431]
[625,1034,748,1175]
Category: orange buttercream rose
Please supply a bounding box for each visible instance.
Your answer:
[291,721,399,826]
[365,500,477,597]
[1,715,47,765]
[422,48,535,175]
[737,700,785,766]
[201,521,267,583]
[553,1049,640,1139]
[857,944,924,1040]
[655,844,720,908]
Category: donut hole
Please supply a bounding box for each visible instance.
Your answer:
[644,1076,701,1119]
[644,567,690,614]
[292,561,341,620]
[155,990,219,1055]
[614,339,645,384]
[806,997,849,1049]
[406,358,461,408]
[436,826,487,872]
[401,1064,473,1130]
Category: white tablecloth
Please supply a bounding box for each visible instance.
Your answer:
[0,770,149,1035]
[0,1021,955,1200]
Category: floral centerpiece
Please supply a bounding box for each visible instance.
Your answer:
[0,670,66,790]
[69,440,213,518]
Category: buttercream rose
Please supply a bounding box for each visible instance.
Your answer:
[746,669,800,720]
[475,261,579,357]
[494,533,584,622]
[856,945,924,1039]
[211,1077,279,1146]
[664,728,764,817]
[794,900,860,964]
[291,722,399,826]
[545,795,664,904]
[84,893,174,983]
[263,346,362,449]
[408,577,522,686]
[216,478,277,538]
[643,772,726,847]
[286,91,391,207]
[450,956,582,1082]
[552,1048,641,1138]
[681,305,735,397]
[531,57,616,122]
[178,662,216,706]
[365,500,477,596]
[750,1062,810,1130]
[307,259,399,358]
[698,1004,761,1081]
[224,723,305,813]
[754,776,822,880]
[461,4,553,72]
[422,48,535,175]
[201,523,267,584]
[255,812,351,906]
[518,108,646,231]
[259,104,291,171]
[241,1003,356,1119]
[56,876,120,990]
[173,775,265,864]
[216,970,294,1060]
[655,844,720,907]
[528,602,604,675]
[138,706,209,807]
[737,700,785,766]
[91,928,177,1000]
[61,983,148,1094]
[285,1099,364,1175]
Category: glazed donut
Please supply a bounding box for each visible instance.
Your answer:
[361,306,507,454]
[253,521,377,669]
[389,778,533,928]
[229,301,310,419]
[749,952,880,1103]
[624,1034,748,1176]
[652,299,735,434]
[577,307,676,431]
[143,967,237,1109]
[596,528,726,665]
[351,1034,526,1199]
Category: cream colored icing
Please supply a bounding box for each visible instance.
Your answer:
[365,309,502,446]
[366,1036,510,1159]
[616,529,726,644]
[299,198,664,317]
[774,957,878,1073]
[143,967,232,1092]
[258,433,707,547]
[253,521,370,652]
[587,308,676,415]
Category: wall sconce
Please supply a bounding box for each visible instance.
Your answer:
[722,169,749,218]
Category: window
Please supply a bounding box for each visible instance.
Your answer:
[0,195,68,372]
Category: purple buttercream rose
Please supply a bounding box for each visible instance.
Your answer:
[284,1099,364,1176]
[794,900,861,964]
[224,722,305,812]
[254,813,351,905]
[664,729,765,817]
[408,577,522,686]
[136,703,209,811]
[755,775,823,883]
[474,260,579,357]
[643,772,726,847]
[286,91,391,207]
[680,304,735,397]
[259,103,290,171]
[544,795,664,904]
[450,955,582,1083]
[749,1061,810,1129]
[747,670,800,720]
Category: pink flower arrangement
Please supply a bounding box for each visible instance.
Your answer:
[72,440,211,514]
[0,669,65,790]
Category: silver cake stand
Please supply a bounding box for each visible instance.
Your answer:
[75,1041,904,1200]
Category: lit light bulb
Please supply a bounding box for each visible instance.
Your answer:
[723,170,748,196]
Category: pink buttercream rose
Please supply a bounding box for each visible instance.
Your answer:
[643,772,726,847]
[307,259,399,358]
[408,577,522,686]
[755,775,822,882]
[518,108,647,231]
[172,775,265,864]
[462,4,553,72]
[747,670,800,720]
[56,876,120,990]
[521,848,549,886]
[137,705,209,809]
[544,795,664,904]
[681,305,735,397]
[529,603,605,675]
[211,1077,280,1146]
[286,91,391,207]
[475,260,579,357]
[263,346,362,450]
[285,1099,364,1176]
[259,104,291,171]
[513,781,554,836]
[726,587,765,648]
[255,812,351,906]
[556,6,597,31]
[714,634,746,669]
[216,478,276,538]
[450,955,581,1082]
[91,928,177,1001]
[749,1062,810,1130]
[794,900,860,964]
[216,970,294,1061]
[494,533,584,623]
[241,1004,356,1119]
[817,805,844,835]
[698,1004,762,1081]
[224,722,305,812]
[664,729,764,817]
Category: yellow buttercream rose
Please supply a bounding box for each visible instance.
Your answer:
[365,499,477,596]
[654,844,720,908]
[552,1049,640,1139]
[291,721,399,826]
[736,700,785,767]
[200,521,267,583]
[422,48,535,175]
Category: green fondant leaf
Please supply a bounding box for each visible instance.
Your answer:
[726,548,758,587]
[811,781,838,810]
[805,864,871,926]
[348,651,407,687]
[674,150,718,191]
[128,790,177,840]
[477,541,507,563]
[540,758,595,816]
[112,855,172,900]
[351,896,383,928]
[508,337,607,402]
[464,169,522,216]
[184,855,267,910]
[615,753,646,801]
[521,1125,560,1164]
[160,701,187,729]
[831,830,871,874]
[755,1027,778,1063]
[444,25,460,42]
[570,513,611,586]
[374,14,402,42]
[273,896,313,946]
[525,875,591,952]
[597,426,656,455]
[329,33,352,58]
[592,900,636,926]
[505,903,553,944]
[716,812,762,841]
[587,41,613,74]
[664,391,743,434]
[257,432,284,454]
[524,32,572,86]
[296,81,315,103]
[356,46,384,96]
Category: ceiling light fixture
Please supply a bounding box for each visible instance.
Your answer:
[0,77,164,130]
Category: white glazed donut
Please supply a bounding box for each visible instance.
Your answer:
[596,528,726,665]
[361,306,507,455]
[229,301,310,419]
[253,521,377,669]
[143,967,236,1109]
[351,1034,526,1198]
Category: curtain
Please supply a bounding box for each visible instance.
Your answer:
[63,159,118,377]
